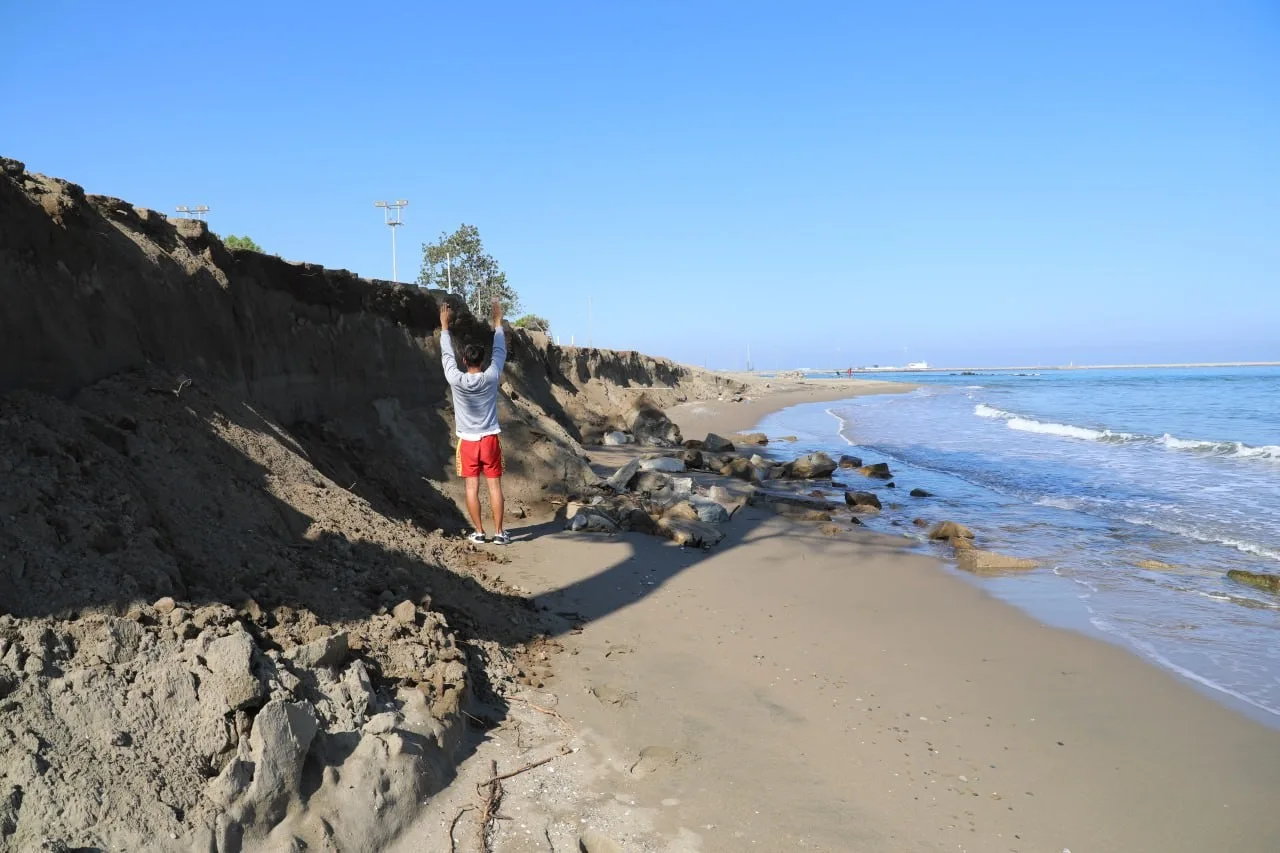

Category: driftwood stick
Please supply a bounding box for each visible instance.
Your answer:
[477,745,572,788]
[478,759,501,852]
[447,804,476,853]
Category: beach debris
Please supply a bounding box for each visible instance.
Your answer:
[838,454,864,468]
[603,458,642,491]
[638,455,686,473]
[732,431,769,446]
[703,433,735,453]
[845,491,882,510]
[956,549,1038,575]
[707,485,748,517]
[1226,570,1280,594]
[910,488,933,497]
[657,517,725,547]
[630,470,674,494]
[601,430,633,446]
[853,462,893,479]
[928,521,975,542]
[663,500,702,522]
[784,451,838,479]
[566,507,621,534]
[688,495,732,524]
[627,396,684,447]
[681,448,704,469]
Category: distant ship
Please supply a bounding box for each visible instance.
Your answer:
[906,361,929,370]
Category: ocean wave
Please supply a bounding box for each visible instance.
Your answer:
[973,404,1280,461]
[1159,434,1280,460]
[973,404,1134,442]
[1119,515,1280,563]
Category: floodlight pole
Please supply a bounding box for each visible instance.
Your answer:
[374,200,409,283]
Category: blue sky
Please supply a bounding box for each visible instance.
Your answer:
[4,1,1277,368]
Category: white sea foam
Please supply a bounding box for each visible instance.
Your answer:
[1092,622,1280,718]
[973,404,1280,461]
[1159,434,1280,460]
[1120,515,1280,563]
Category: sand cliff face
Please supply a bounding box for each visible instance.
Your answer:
[0,156,741,540]
[0,159,739,851]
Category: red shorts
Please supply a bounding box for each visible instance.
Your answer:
[456,435,504,478]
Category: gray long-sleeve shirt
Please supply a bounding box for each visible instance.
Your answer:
[441,327,506,440]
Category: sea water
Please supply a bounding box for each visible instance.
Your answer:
[755,367,1280,722]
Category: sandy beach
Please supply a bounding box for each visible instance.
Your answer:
[667,375,907,438]
[401,380,1280,853]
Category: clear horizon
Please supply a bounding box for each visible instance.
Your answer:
[4,1,1277,369]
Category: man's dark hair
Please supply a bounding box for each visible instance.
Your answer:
[462,343,487,368]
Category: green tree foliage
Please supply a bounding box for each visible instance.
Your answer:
[224,234,263,252]
[513,314,550,334]
[417,224,520,316]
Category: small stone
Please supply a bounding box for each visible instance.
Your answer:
[910,488,933,498]
[928,521,974,541]
[854,462,892,479]
[844,491,882,510]
[284,631,349,669]
[153,597,176,615]
[362,711,401,735]
[392,600,417,625]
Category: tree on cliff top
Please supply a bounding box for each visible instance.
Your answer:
[514,314,550,334]
[417,224,520,316]
[224,234,263,252]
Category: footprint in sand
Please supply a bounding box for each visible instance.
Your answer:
[590,684,636,707]
[604,644,635,658]
[629,745,684,778]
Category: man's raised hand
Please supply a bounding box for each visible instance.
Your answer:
[490,297,503,327]
[439,302,453,330]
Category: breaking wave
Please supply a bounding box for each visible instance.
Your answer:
[973,404,1280,461]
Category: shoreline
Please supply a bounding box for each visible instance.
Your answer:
[667,375,908,438]
[401,380,1280,851]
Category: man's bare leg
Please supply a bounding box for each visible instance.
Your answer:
[486,476,505,535]
[465,477,486,534]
